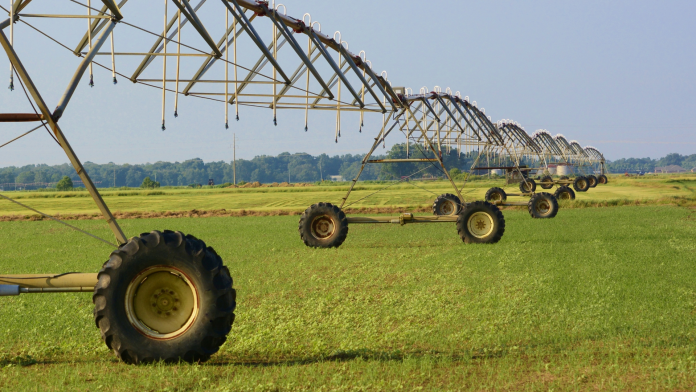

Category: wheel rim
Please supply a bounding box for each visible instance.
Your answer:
[578,179,587,189]
[536,198,551,215]
[125,266,199,340]
[589,178,596,186]
[489,192,502,202]
[441,200,456,215]
[311,215,336,239]
[559,191,571,200]
[467,211,495,238]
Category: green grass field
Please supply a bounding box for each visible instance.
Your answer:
[1,203,696,390]
[1,174,695,217]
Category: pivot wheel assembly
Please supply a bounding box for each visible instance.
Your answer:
[485,187,508,203]
[587,175,599,188]
[432,193,462,216]
[93,231,235,364]
[519,178,537,193]
[528,192,559,219]
[573,176,590,192]
[539,176,555,189]
[598,174,609,185]
[299,202,349,248]
[456,201,505,244]
[554,186,576,201]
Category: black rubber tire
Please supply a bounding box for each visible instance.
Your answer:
[539,176,554,189]
[554,186,576,201]
[298,202,349,248]
[573,176,590,192]
[598,174,608,185]
[485,187,507,203]
[93,231,235,365]
[528,192,559,219]
[456,201,505,244]
[587,175,598,188]
[519,178,537,193]
[432,193,462,216]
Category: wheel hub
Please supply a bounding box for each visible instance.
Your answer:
[311,215,336,239]
[126,267,199,339]
[559,192,570,200]
[536,199,551,214]
[467,211,494,238]
[442,200,455,215]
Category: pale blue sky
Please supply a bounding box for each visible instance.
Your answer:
[1,0,695,166]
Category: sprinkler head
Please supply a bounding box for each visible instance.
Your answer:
[174,110,178,118]
[304,125,308,132]
[225,122,229,129]
[113,77,118,85]
[8,82,13,91]
[89,75,94,88]
[273,117,277,126]
[161,121,166,131]
[236,114,239,121]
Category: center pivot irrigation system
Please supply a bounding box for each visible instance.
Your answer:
[0,0,606,363]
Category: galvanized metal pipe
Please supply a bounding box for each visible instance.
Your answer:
[0,273,98,288]
[347,214,458,224]
[53,20,117,121]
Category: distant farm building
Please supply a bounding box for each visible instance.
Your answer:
[329,175,344,182]
[654,165,686,174]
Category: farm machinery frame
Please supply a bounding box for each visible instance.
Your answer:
[0,0,601,363]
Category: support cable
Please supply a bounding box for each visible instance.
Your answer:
[343,165,432,209]
[0,193,118,248]
[13,68,60,146]
[0,123,44,149]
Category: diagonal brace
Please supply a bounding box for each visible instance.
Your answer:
[263,5,333,100]
[222,0,290,84]
[172,0,222,58]
[309,31,362,105]
[0,27,127,245]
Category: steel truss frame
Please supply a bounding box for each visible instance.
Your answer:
[0,0,607,292]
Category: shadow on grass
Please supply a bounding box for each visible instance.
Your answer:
[208,347,508,367]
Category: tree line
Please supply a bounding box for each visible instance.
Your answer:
[1,148,693,189]
[605,153,696,173]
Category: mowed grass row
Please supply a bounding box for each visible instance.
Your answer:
[0,174,694,216]
[1,205,696,390]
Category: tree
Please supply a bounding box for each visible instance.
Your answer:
[140,176,160,189]
[56,176,73,191]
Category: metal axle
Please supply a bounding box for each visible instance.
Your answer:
[347,213,458,225]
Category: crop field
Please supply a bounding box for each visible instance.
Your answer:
[1,201,696,390]
[1,174,695,218]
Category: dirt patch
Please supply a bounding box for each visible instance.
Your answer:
[227,182,314,189]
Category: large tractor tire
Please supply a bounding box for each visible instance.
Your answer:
[528,192,559,219]
[298,202,349,248]
[573,176,590,192]
[93,231,236,364]
[432,193,462,216]
[598,174,608,185]
[587,175,599,188]
[485,187,507,203]
[540,176,554,189]
[554,186,576,201]
[456,201,505,244]
[519,178,537,193]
